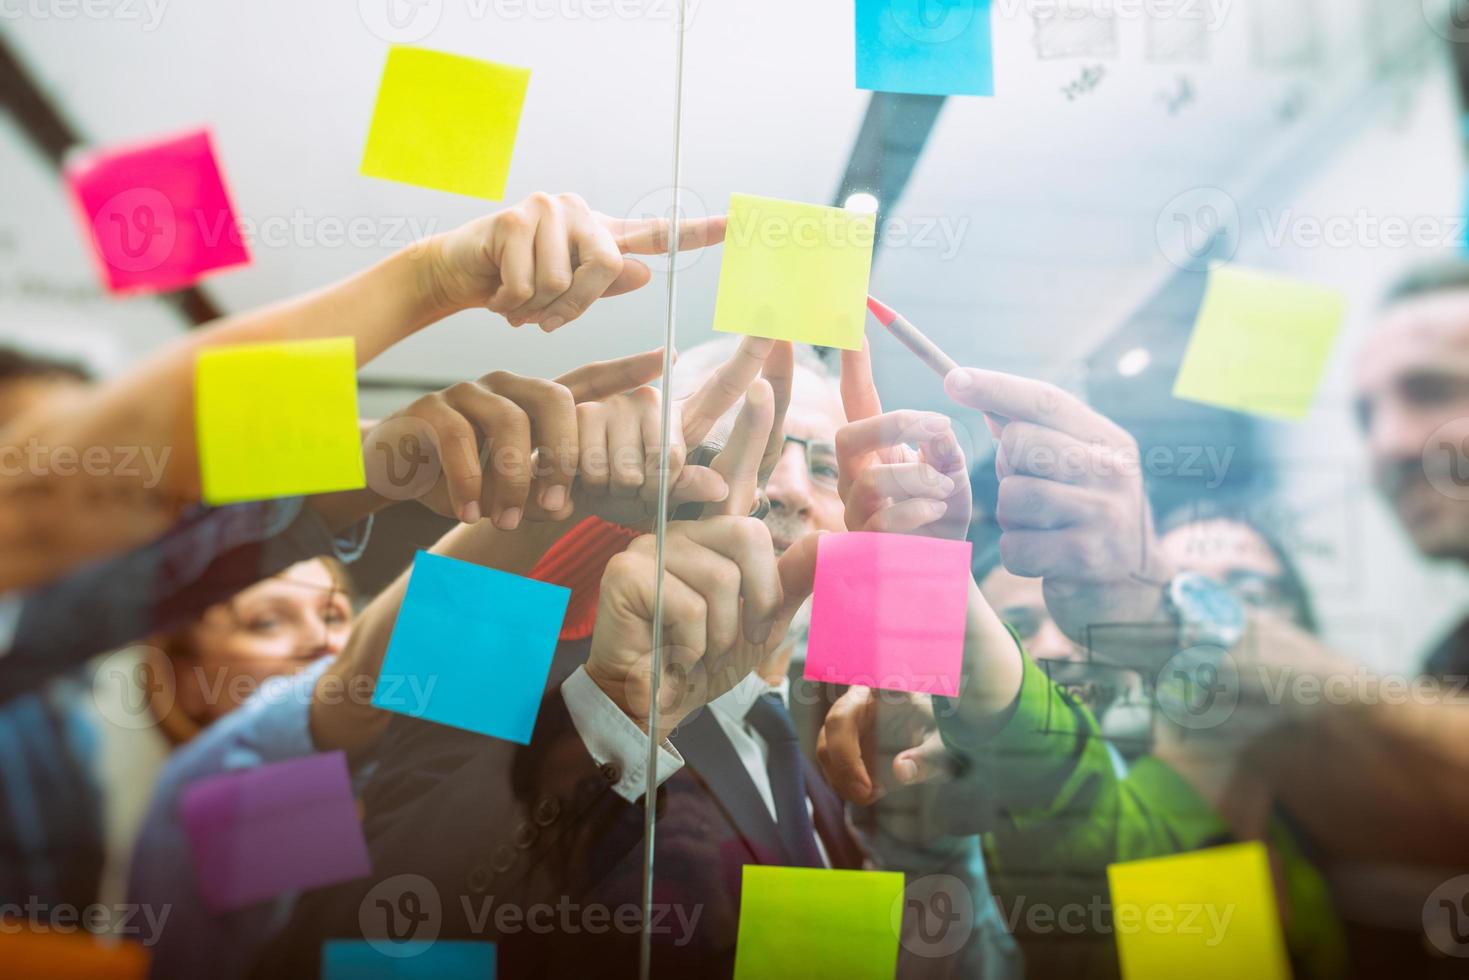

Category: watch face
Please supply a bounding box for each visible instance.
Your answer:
[1173,573,1246,646]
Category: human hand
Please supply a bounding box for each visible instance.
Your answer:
[817,684,953,807]
[429,192,727,331]
[573,336,793,529]
[944,367,1173,641]
[835,340,970,539]
[584,381,819,736]
[365,349,667,527]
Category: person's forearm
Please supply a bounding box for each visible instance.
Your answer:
[950,576,1027,733]
[0,239,456,592]
[310,514,580,756]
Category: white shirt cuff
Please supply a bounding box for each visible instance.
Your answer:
[561,666,683,803]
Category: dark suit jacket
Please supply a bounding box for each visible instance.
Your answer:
[253,639,870,979]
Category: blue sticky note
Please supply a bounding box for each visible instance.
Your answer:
[322,940,496,978]
[373,552,569,744]
[856,0,994,97]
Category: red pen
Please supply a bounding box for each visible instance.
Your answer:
[866,295,1003,438]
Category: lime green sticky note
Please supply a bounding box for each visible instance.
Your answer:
[361,46,530,201]
[713,193,877,351]
[195,338,365,505]
[1107,842,1291,980]
[1172,265,1346,420]
[732,866,903,980]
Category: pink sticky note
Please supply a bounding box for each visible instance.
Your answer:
[805,532,972,696]
[180,751,370,912]
[65,129,250,294]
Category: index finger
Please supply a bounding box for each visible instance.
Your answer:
[840,337,883,423]
[599,214,728,255]
[759,341,794,480]
[945,368,1122,445]
[556,348,669,403]
[707,379,774,518]
[680,336,774,447]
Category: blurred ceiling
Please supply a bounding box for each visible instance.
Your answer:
[0,0,1446,423]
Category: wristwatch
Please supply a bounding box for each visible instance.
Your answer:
[1164,571,1246,652]
[1155,572,1246,725]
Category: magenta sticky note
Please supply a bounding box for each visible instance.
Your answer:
[805,532,972,696]
[65,129,250,294]
[180,751,371,913]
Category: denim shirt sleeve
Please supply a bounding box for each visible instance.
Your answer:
[0,500,373,703]
[127,657,356,980]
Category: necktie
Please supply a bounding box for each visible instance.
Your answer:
[745,692,826,868]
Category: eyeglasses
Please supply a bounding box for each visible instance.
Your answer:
[781,435,840,491]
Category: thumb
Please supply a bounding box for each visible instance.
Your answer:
[893,731,953,787]
[775,531,823,620]
[556,348,670,402]
[601,258,653,298]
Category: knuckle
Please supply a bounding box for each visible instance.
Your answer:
[556,191,588,211]
[543,273,574,295]
[498,208,533,234]
[526,191,556,211]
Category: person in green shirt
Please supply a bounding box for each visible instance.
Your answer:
[820,348,1351,977]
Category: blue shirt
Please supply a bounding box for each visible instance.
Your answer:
[0,498,372,703]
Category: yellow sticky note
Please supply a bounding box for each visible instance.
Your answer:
[732,866,903,980]
[1107,842,1291,980]
[713,193,877,351]
[195,338,365,505]
[361,46,530,201]
[1172,265,1345,420]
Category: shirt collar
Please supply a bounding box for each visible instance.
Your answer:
[709,671,789,725]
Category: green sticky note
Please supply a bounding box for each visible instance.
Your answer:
[732,866,903,980]
[1172,266,1345,420]
[713,193,877,351]
[1107,842,1291,980]
[361,46,530,201]
[195,338,365,505]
